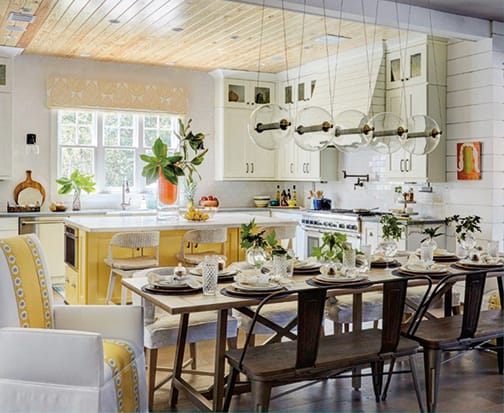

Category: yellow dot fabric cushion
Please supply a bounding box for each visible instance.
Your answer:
[103,339,141,413]
[0,236,52,328]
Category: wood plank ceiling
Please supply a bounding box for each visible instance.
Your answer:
[0,0,405,73]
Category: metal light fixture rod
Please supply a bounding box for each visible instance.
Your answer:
[295,121,333,135]
[255,119,291,133]
[372,126,407,138]
[406,128,442,139]
[334,124,374,137]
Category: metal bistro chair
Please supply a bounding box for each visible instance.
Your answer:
[224,276,431,412]
[399,271,504,412]
[105,231,160,305]
[176,228,227,267]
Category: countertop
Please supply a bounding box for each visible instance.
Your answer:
[64,212,297,232]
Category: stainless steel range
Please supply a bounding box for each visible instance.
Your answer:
[300,209,380,258]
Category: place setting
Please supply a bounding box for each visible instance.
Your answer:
[292,257,322,275]
[221,269,292,298]
[369,252,401,269]
[306,261,369,287]
[414,247,459,262]
[141,266,203,294]
[393,254,450,278]
[189,266,238,282]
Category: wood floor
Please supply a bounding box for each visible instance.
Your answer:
[151,338,504,412]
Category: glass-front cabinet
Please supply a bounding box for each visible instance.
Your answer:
[224,79,274,109]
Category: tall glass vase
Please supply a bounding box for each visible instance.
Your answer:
[72,189,81,211]
[157,171,179,221]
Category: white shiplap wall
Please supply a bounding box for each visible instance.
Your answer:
[444,33,504,248]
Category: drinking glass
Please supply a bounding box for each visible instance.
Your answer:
[285,249,295,278]
[420,243,435,266]
[379,240,398,270]
[358,244,372,272]
[272,254,288,280]
[488,240,499,258]
[342,243,356,270]
[201,256,218,296]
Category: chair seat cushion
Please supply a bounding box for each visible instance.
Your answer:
[325,293,383,324]
[145,310,237,349]
[106,256,158,270]
[178,253,226,266]
[232,302,298,335]
[226,329,419,380]
[404,309,504,349]
[406,285,461,308]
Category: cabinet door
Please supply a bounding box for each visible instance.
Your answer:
[225,79,274,108]
[277,140,297,179]
[222,108,248,177]
[299,149,320,180]
[386,44,426,89]
[246,134,276,179]
[362,221,379,251]
[38,220,66,282]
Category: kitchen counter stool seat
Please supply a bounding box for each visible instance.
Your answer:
[105,231,160,304]
[176,228,227,267]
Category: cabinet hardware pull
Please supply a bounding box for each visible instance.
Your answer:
[306,163,310,173]
[405,158,410,172]
[251,163,254,173]
[21,220,66,225]
[400,159,404,172]
[290,163,294,173]
[245,163,249,173]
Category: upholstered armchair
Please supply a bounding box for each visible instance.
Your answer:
[0,234,147,412]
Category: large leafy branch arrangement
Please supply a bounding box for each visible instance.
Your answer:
[445,214,481,240]
[310,232,349,263]
[380,214,403,241]
[140,118,208,185]
[240,219,288,256]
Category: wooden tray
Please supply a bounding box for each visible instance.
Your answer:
[7,202,40,213]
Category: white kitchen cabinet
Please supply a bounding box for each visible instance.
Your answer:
[385,83,446,182]
[37,217,67,283]
[0,92,13,179]
[281,76,317,106]
[386,38,446,90]
[211,70,277,180]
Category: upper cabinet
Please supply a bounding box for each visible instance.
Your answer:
[280,76,317,107]
[0,57,13,179]
[385,37,447,183]
[211,70,276,181]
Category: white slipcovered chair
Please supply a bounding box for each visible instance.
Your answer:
[0,234,147,412]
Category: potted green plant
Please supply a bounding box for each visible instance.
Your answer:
[240,219,268,268]
[56,169,96,211]
[310,232,349,275]
[379,214,403,266]
[140,118,207,208]
[418,225,444,263]
[445,214,481,252]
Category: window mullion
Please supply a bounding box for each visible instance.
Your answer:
[96,113,106,192]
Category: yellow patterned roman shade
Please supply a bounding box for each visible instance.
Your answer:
[47,76,187,114]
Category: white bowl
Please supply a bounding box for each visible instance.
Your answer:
[254,200,270,208]
[254,195,270,200]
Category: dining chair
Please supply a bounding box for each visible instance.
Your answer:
[105,231,160,304]
[400,271,504,412]
[223,277,431,412]
[233,225,298,345]
[176,228,227,267]
[132,267,238,411]
[0,234,147,412]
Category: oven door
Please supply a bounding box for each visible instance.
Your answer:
[302,227,361,259]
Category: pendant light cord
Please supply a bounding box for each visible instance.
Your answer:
[394,0,412,120]
[361,0,380,118]
[329,0,344,117]
[295,0,307,115]
[281,0,290,92]
[427,0,445,129]
[255,0,267,87]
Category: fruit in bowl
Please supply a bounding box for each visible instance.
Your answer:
[181,206,217,221]
[199,195,219,207]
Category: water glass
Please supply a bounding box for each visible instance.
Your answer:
[488,240,499,258]
[359,244,372,272]
[272,254,288,279]
[285,249,295,278]
[342,243,356,270]
[420,243,435,265]
[201,256,218,296]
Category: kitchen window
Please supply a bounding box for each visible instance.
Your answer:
[57,109,180,192]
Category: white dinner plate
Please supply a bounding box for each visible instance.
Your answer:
[402,264,447,274]
[232,282,283,292]
[315,274,367,283]
[189,268,237,277]
[458,259,504,267]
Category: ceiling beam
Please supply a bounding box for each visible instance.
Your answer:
[227,0,491,41]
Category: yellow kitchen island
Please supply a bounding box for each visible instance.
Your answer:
[63,212,296,304]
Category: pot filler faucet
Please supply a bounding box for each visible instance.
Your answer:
[121,177,131,210]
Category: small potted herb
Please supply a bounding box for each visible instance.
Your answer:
[445,214,481,252]
[379,214,403,265]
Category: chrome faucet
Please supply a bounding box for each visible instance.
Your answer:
[121,177,131,210]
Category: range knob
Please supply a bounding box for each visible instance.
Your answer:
[339,223,346,229]
[346,224,358,230]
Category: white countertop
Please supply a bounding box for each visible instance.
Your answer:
[64,212,297,232]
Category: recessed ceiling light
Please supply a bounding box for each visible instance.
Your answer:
[109,18,120,24]
[269,56,283,62]
[8,12,36,23]
[20,7,32,13]
[172,27,184,32]
[6,25,26,32]
[230,35,239,40]
[312,34,351,45]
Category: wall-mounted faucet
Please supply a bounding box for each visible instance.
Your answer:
[121,177,131,210]
[342,170,370,190]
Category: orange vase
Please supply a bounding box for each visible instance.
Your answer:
[158,171,178,205]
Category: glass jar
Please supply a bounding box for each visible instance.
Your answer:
[245,246,268,269]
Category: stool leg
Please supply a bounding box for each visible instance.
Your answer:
[106,270,116,305]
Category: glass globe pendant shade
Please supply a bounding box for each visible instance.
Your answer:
[332,110,372,153]
[247,104,293,150]
[294,106,334,152]
[402,115,442,155]
[368,112,406,155]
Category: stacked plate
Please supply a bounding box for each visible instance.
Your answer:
[293,260,321,275]
[454,259,504,270]
[397,263,449,277]
[310,273,368,285]
[225,281,286,297]
[189,267,237,282]
[142,277,202,294]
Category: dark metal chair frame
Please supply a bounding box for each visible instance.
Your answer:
[223,276,432,412]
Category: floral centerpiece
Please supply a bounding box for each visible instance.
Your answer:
[310,232,349,275]
[379,214,403,265]
[445,214,481,254]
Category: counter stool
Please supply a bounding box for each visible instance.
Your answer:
[176,228,227,267]
[104,231,160,304]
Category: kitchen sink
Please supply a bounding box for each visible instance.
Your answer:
[105,209,156,216]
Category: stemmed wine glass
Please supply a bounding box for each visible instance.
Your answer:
[379,239,398,270]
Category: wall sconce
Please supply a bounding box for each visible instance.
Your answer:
[26,133,39,155]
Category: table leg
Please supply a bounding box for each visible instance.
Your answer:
[352,292,363,390]
[212,309,228,412]
[443,288,453,317]
[169,313,189,407]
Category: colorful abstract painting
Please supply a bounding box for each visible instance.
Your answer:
[457,141,481,180]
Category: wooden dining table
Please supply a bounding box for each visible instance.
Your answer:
[122,259,501,412]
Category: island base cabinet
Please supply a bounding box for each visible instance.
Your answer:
[68,228,243,304]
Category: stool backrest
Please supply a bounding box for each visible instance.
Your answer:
[106,231,160,264]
